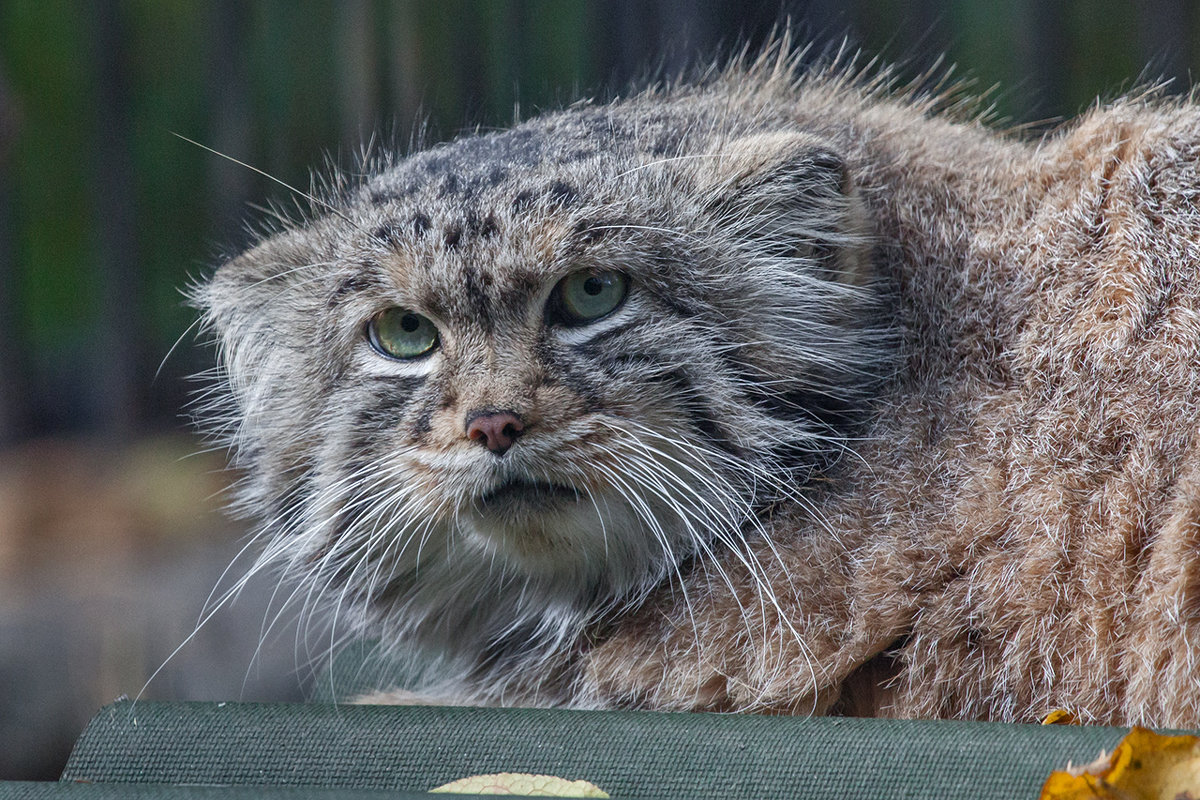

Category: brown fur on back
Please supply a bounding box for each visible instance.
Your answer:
[583,94,1200,726]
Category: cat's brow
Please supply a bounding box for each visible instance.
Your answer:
[328,269,390,304]
[567,217,637,247]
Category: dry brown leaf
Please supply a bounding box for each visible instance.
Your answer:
[1040,726,1200,799]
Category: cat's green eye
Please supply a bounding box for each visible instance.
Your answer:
[555,270,628,324]
[367,308,439,359]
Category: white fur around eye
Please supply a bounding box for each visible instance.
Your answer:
[552,295,638,346]
[358,338,441,376]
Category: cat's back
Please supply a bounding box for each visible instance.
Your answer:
[835,97,1200,724]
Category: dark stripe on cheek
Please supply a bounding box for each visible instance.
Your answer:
[411,397,437,438]
[593,351,668,382]
[724,355,857,435]
[353,375,428,433]
[642,280,705,319]
[649,368,734,453]
[537,339,604,406]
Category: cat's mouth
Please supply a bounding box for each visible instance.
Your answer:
[475,478,582,514]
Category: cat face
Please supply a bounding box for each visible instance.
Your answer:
[198,100,884,674]
[321,177,719,594]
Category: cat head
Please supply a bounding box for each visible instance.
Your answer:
[195,90,886,682]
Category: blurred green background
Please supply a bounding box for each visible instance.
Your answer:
[0,0,1197,783]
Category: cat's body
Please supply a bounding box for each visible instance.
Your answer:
[199,47,1200,726]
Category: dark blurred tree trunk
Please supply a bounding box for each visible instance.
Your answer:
[206,0,255,249]
[594,0,653,85]
[91,0,140,436]
[386,1,423,148]
[1013,0,1069,125]
[500,0,528,125]
[454,1,487,127]
[886,0,950,84]
[1136,0,1192,92]
[591,0,862,91]
[656,0,705,76]
[337,0,379,152]
[0,65,25,446]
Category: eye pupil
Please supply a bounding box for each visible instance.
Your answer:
[400,314,420,333]
[583,277,603,296]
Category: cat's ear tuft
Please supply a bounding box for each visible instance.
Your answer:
[700,132,872,286]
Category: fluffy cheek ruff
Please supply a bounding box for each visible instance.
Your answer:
[294,410,758,653]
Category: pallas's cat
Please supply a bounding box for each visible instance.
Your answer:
[197,47,1200,725]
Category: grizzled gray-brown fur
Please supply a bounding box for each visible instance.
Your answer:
[197,42,1200,725]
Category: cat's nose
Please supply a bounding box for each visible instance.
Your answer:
[465,409,525,455]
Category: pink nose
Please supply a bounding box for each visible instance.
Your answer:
[465,410,524,455]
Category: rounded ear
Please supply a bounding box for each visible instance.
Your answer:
[700,132,872,286]
[195,228,326,342]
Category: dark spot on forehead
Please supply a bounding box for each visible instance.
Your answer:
[479,214,500,239]
[440,173,460,198]
[486,167,509,187]
[372,221,403,250]
[464,210,481,234]
[411,212,431,237]
[466,211,501,240]
[496,268,543,311]
[547,181,580,209]
[444,224,462,249]
[333,273,375,296]
[512,190,535,214]
[416,285,447,318]
[461,263,493,324]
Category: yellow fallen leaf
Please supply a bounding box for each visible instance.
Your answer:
[1042,709,1081,725]
[1040,726,1200,800]
[430,772,609,797]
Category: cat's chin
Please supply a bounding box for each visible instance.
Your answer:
[458,487,670,591]
[462,492,597,571]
